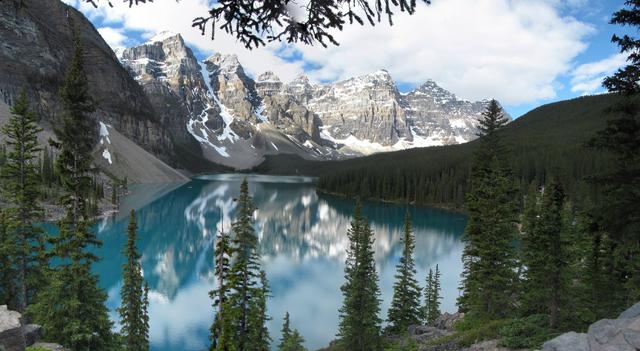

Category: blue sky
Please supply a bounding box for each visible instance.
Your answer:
[65,0,632,118]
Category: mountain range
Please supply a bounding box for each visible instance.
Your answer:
[0,0,506,179]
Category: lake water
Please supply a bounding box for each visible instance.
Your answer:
[87,174,466,350]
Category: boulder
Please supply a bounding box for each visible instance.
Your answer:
[31,343,69,351]
[542,332,590,351]
[22,324,41,347]
[464,340,514,351]
[408,325,451,342]
[0,305,25,351]
[543,301,640,351]
[434,312,465,331]
[620,301,640,319]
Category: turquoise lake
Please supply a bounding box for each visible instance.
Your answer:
[84,174,466,350]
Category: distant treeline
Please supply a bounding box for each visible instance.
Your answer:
[316,94,620,209]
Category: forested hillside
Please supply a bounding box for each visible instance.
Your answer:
[304,93,620,208]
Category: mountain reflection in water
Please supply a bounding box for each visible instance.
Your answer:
[86,174,466,351]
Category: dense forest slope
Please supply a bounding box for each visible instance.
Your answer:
[256,93,618,208]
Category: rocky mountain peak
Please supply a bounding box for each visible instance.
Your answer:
[256,71,283,97]
[411,79,457,103]
[146,31,180,44]
[257,71,281,82]
[205,53,245,77]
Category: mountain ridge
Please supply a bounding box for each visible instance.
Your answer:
[118,32,505,169]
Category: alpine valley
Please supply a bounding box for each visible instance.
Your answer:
[0,0,506,177]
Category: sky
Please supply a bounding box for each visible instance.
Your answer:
[62,0,632,118]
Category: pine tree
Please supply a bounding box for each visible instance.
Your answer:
[28,29,115,351]
[246,270,271,351]
[430,265,442,323]
[386,211,422,335]
[0,90,46,312]
[278,312,292,350]
[278,312,307,351]
[0,210,17,308]
[337,201,382,351]
[423,269,433,324]
[588,0,640,308]
[458,99,519,321]
[220,179,270,350]
[423,266,441,324]
[521,180,569,329]
[210,217,233,351]
[118,210,149,351]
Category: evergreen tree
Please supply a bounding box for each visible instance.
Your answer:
[278,312,307,351]
[28,29,114,351]
[386,211,422,335]
[246,270,271,351]
[521,180,569,329]
[278,312,292,350]
[423,269,433,324]
[118,210,149,351]
[337,201,382,351]
[220,179,270,350]
[424,266,441,324]
[458,100,519,320]
[0,90,46,312]
[0,210,17,308]
[588,0,640,308]
[210,217,233,351]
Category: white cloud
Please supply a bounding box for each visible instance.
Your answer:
[69,0,593,105]
[71,0,306,81]
[570,53,627,95]
[294,0,593,105]
[97,26,127,50]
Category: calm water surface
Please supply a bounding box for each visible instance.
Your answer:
[87,174,466,350]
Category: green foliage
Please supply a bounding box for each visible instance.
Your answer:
[498,315,556,349]
[278,312,307,351]
[213,179,270,350]
[429,319,510,348]
[118,210,150,351]
[209,214,233,350]
[423,265,441,325]
[382,337,418,351]
[521,180,571,329]
[587,0,640,312]
[337,201,382,351]
[0,90,47,312]
[28,30,115,351]
[0,210,17,309]
[314,94,617,209]
[458,100,519,321]
[386,211,422,335]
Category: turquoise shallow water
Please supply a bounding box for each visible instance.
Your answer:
[52,174,467,350]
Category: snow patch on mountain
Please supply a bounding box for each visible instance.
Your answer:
[146,31,178,44]
[99,121,113,164]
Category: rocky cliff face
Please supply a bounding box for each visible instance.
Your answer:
[0,0,178,165]
[0,0,506,174]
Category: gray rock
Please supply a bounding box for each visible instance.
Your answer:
[409,326,451,342]
[542,331,590,351]
[22,324,41,346]
[31,343,69,351]
[623,329,640,348]
[0,305,25,351]
[591,333,635,351]
[0,0,177,167]
[588,319,623,344]
[464,340,513,351]
[619,301,640,319]
[434,312,465,331]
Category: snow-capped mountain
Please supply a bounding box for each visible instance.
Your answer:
[120,32,508,169]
